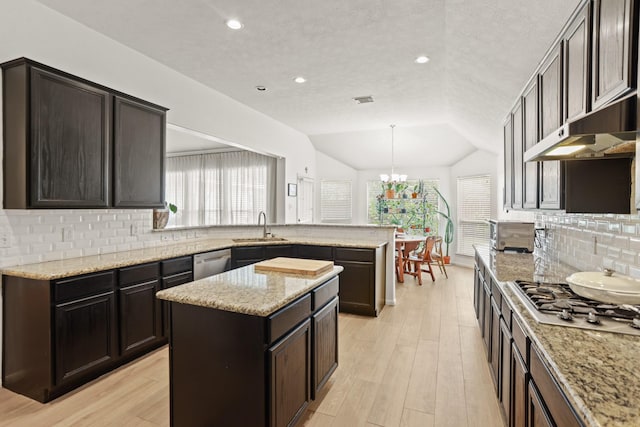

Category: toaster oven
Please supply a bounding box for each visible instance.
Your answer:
[489,220,535,252]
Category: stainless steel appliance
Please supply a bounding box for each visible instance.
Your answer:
[489,220,535,252]
[507,280,640,337]
[523,92,637,162]
[193,249,231,280]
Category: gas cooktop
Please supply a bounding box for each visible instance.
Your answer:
[507,280,640,336]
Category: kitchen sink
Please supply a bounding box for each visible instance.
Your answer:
[232,237,288,243]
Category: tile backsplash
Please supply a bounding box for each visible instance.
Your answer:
[536,212,640,279]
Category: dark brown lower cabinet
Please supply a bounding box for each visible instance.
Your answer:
[118,280,162,357]
[312,297,339,398]
[3,262,166,403]
[489,297,500,389]
[270,319,311,427]
[168,275,340,427]
[474,251,585,427]
[528,382,554,427]
[161,271,192,337]
[499,319,512,422]
[512,343,528,427]
[54,291,117,385]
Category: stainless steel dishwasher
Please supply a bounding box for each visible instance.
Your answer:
[193,249,231,280]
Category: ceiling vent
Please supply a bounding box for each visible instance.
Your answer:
[353,95,374,104]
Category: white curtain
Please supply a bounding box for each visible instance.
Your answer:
[166,151,276,226]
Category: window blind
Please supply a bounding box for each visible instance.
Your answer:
[456,175,491,256]
[320,180,352,223]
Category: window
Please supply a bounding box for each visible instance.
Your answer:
[165,151,276,226]
[366,179,440,232]
[320,180,352,223]
[456,175,491,256]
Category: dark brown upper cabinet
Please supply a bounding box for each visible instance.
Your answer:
[1,58,167,209]
[511,101,524,210]
[503,115,513,209]
[538,43,565,210]
[591,0,637,110]
[3,61,111,208]
[113,97,166,208]
[563,1,592,121]
[522,79,539,209]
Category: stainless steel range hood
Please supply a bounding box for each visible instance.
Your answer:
[523,92,637,162]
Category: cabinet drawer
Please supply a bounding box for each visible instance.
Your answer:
[265,245,294,259]
[501,299,512,329]
[530,345,582,427]
[232,246,265,260]
[54,271,116,303]
[119,262,160,286]
[268,294,311,345]
[296,245,333,261]
[161,256,192,276]
[334,248,374,262]
[162,271,193,289]
[512,316,528,362]
[312,276,339,310]
[490,279,502,308]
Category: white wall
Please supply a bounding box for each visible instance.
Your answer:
[450,149,499,267]
[0,0,316,224]
[314,152,359,223]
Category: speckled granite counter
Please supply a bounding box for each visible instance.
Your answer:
[475,245,640,427]
[156,263,343,316]
[0,237,384,280]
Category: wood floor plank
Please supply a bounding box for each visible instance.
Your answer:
[0,266,504,427]
[400,408,435,427]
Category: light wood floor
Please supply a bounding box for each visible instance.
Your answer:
[0,265,504,427]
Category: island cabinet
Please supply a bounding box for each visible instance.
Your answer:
[473,251,584,427]
[1,57,167,209]
[2,263,167,402]
[166,274,340,427]
[231,244,386,317]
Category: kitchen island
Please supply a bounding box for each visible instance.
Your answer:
[156,259,343,427]
[474,245,640,427]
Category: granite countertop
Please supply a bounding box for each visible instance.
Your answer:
[0,237,386,280]
[156,264,343,316]
[475,245,640,427]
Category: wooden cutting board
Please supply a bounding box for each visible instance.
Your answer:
[254,257,334,276]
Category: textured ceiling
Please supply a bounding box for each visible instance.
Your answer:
[36,0,581,168]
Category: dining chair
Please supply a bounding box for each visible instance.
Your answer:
[406,236,436,285]
[430,236,448,278]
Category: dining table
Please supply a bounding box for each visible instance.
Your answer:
[394,234,425,283]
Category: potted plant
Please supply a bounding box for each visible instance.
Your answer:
[434,188,454,263]
[411,184,419,198]
[153,202,178,229]
[385,181,395,199]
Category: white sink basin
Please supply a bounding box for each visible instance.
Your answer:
[566,271,640,304]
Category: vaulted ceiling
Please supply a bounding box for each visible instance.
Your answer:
[37,0,580,168]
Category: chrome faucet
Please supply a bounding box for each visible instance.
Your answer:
[258,211,269,238]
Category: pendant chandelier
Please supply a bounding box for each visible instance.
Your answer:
[380,124,407,182]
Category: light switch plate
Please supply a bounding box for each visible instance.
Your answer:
[0,232,10,248]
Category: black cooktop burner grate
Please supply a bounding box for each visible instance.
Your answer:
[513,280,640,322]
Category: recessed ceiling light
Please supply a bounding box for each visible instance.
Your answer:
[255,86,267,91]
[226,19,243,30]
[293,76,306,83]
[415,56,430,64]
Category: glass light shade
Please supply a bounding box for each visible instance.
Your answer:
[380,174,390,182]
